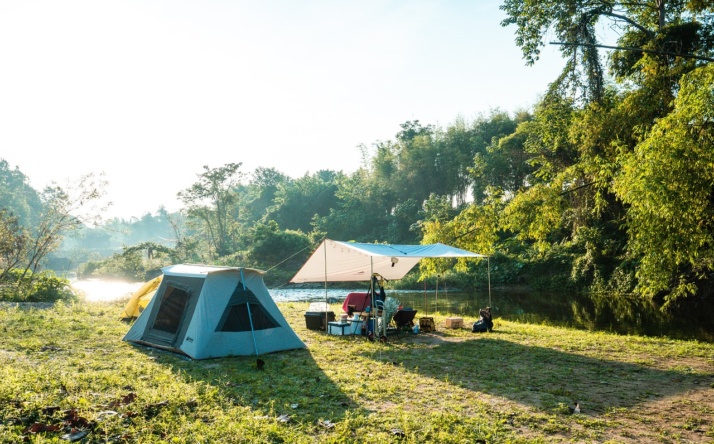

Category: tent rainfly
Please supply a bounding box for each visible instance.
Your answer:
[124,264,305,359]
[290,239,488,283]
[120,275,162,320]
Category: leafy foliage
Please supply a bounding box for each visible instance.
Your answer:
[0,268,75,302]
[614,64,714,305]
[178,163,243,257]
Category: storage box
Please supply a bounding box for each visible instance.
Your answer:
[327,321,352,336]
[304,311,335,330]
[419,317,435,332]
[445,317,464,329]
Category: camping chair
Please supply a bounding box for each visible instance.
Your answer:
[392,309,418,336]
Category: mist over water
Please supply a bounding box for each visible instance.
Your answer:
[71,279,144,302]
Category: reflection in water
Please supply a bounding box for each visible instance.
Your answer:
[274,287,714,342]
[72,279,713,342]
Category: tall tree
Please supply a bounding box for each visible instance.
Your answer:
[501,0,714,103]
[178,163,243,258]
[614,64,714,306]
[0,159,42,227]
[0,210,28,280]
[20,173,108,280]
[266,170,342,234]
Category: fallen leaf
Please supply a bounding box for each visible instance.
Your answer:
[23,422,62,434]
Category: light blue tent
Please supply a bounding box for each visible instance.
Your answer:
[124,264,305,359]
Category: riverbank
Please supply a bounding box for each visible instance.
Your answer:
[0,300,712,442]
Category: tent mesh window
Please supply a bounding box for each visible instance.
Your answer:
[153,285,190,334]
[217,284,279,332]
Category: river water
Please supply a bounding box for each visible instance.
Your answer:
[71,280,713,342]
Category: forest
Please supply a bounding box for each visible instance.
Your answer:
[1,1,713,318]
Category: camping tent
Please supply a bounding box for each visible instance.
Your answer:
[120,276,162,320]
[124,264,305,359]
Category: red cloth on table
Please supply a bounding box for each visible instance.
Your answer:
[342,292,371,313]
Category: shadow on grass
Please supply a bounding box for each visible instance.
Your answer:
[131,343,360,426]
[359,335,712,416]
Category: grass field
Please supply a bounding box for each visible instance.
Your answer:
[0,300,712,443]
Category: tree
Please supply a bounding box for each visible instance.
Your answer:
[266,170,342,234]
[0,210,28,280]
[245,221,312,271]
[247,167,290,222]
[0,159,42,227]
[469,110,533,200]
[178,163,243,257]
[501,0,714,103]
[19,173,108,281]
[614,64,714,306]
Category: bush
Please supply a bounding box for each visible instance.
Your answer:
[0,269,76,303]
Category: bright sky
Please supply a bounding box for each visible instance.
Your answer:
[0,0,567,221]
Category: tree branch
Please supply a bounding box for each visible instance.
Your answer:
[550,41,714,62]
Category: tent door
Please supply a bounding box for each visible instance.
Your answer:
[145,283,192,346]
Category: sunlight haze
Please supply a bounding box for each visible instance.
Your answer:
[0,0,566,220]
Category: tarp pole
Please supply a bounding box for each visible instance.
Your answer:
[241,269,259,357]
[324,241,328,332]
[424,281,427,316]
[370,257,376,336]
[487,256,492,308]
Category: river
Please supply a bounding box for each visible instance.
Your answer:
[71,280,713,342]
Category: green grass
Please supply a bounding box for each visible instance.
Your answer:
[0,300,713,443]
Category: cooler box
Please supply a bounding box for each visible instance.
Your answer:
[304,311,335,330]
[327,321,352,336]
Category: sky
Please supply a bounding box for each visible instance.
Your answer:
[0,0,569,221]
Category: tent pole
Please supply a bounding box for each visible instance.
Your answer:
[246,302,259,356]
[370,257,378,337]
[324,241,328,332]
[424,281,427,316]
[487,256,492,308]
[240,269,259,357]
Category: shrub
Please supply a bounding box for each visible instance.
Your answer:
[0,269,76,303]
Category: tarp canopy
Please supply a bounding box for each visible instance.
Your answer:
[290,239,487,283]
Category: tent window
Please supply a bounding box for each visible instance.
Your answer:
[152,285,189,334]
[219,302,278,332]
